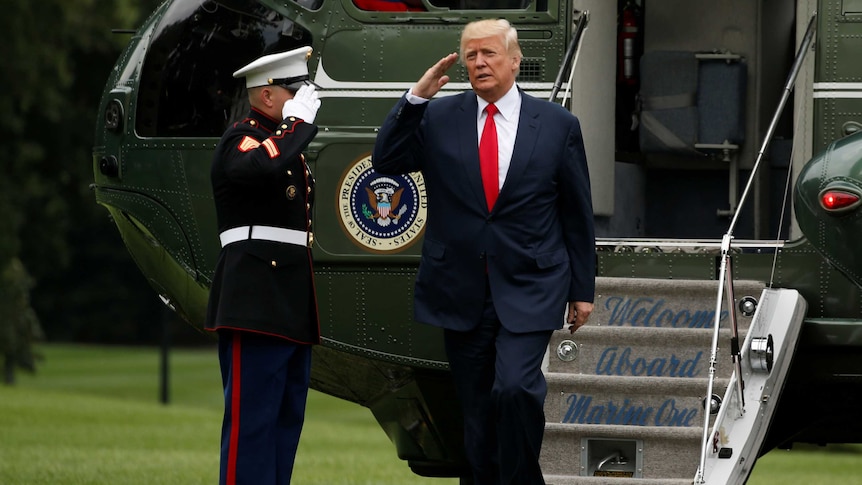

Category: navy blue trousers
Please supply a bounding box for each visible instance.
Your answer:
[218,330,312,485]
[444,292,553,485]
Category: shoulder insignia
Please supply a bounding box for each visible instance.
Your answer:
[262,138,280,159]
[237,136,261,152]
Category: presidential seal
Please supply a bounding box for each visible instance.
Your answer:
[337,155,427,252]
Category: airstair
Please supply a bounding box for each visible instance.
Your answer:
[538,10,817,483]
[536,9,816,484]
[540,276,807,484]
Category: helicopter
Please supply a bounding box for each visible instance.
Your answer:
[92,0,862,482]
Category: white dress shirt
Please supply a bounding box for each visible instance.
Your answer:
[406,84,522,192]
[476,84,521,192]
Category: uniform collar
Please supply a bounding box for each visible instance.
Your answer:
[246,107,280,132]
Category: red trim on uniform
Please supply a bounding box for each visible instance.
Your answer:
[249,107,279,128]
[226,332,243,485]
[303,160,323,340]
[237,136,261,152]
[274,121,299,136]
[262,138,280,158]
[307,250,321,340]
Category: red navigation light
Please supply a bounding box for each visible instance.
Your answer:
[820,190,861,212]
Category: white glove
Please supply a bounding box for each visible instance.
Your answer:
[281,84,321,124]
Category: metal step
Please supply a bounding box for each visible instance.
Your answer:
[543,375,726,479]
[545,476,693,485]
[545,374,728,426]
[590,277,764,331]
[541,277,770,483]
[542,421,702,479]
[548,327,743,378]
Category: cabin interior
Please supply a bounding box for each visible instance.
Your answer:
[598,0,799,242]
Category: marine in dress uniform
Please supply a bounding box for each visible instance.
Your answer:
[205,46,322,485]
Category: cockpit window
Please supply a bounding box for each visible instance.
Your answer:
[136,0,312,138]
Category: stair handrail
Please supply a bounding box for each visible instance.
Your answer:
[549,9,589,105]
[694,13,818,484]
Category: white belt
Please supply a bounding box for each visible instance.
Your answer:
[219,226,311,248]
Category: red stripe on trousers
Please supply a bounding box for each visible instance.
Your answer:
[227,333,242,484]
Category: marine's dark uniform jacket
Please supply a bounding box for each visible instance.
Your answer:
[206,107,320,344]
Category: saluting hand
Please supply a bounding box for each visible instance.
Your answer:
[567,301,593,334]
[412,52,459,100]
[282,85,321,124]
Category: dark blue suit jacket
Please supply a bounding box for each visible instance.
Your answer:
[372,89,595,333]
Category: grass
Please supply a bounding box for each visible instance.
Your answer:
[0,344,860,484]
[750,444,862,484]
[0,344,456,485]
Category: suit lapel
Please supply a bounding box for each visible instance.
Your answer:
[456,94,489,211]
[497,91,540,208]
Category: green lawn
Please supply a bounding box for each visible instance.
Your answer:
[0,344,456,485]
[751,444,862,485]
[0,344,859,484]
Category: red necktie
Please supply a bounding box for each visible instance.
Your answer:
[479,103,499,210]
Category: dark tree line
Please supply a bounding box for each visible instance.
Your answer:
[0,0,211,383]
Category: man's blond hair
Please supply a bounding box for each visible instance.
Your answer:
[459,19,522,62]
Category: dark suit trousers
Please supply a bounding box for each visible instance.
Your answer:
[444,285,553,485]
[218,330,312,485]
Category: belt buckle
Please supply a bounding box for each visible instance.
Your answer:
[307,232,314,248]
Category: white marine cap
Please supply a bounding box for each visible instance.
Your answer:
[232,46,320,90]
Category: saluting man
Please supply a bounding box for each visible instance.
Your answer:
[206,46,322,485]
[373,19,595,485]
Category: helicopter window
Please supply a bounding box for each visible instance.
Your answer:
[353,0,426,11]
[351,0,534,11]
[136,0,312,138]
[425,0,533,9]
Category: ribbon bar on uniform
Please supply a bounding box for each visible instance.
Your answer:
[219,225,311,248]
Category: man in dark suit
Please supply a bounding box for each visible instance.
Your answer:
[372,19,596,485]
[206,46,322,485]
